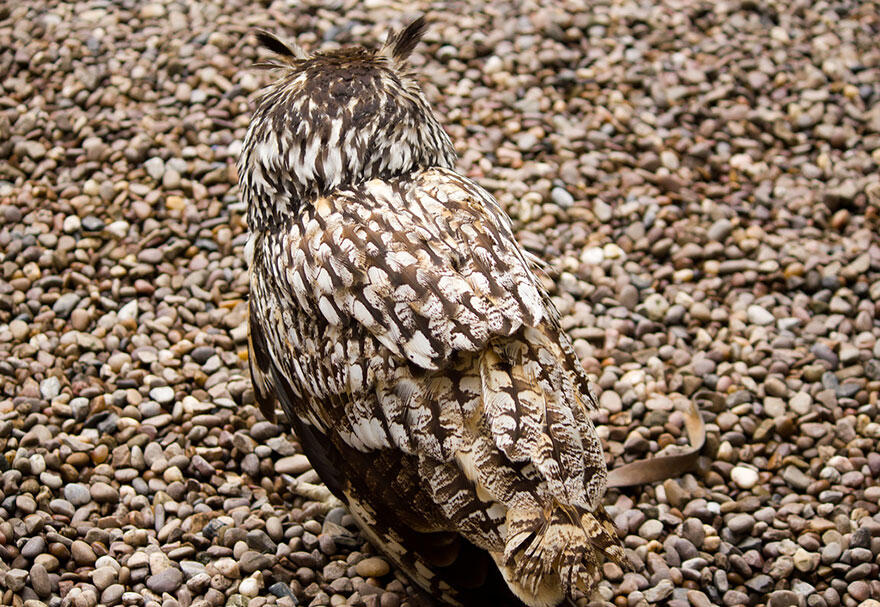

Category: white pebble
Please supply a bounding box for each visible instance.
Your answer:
[747,304,775,326]
[63,215,81,233]
[40,377,61,400]
[731,465,759,489]
[580,247,604,265]
[144,157,165,181]
[239,574,261,597]
[789,391,812,416]
[118,300,139,323]
[643,293,670,321]
[149,386,175,405]
[28,454,46,475]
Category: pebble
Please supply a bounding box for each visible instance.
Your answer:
[728,514,756,535]
[355,557,391,578]
[64,484,91,506]
[102,584,125,604]
[782,466,813,491]
[52,293,81,318]
[731,466,759,489]
[275,454,312,475]
[90,481,119,503]
[638,519,664,540]
[149,385,175,405]
[30,564,51,598]
[789,392,812,416]
[768,590,801,607]
[747,305,775,326]
[81,215,105,231]
[71,540,97,565]
[5,570,28,593]
[92,566,117,590]
[550,187,574,208]
[146,567,183,594]
[39,376,61,400]
[708,218,733,242]
[644,579,674,602]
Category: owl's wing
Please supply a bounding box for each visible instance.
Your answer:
[249,166,623,605]
[249,289,528,607]
[296,168,553,370]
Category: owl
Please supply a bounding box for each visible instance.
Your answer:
[240,18,627,607]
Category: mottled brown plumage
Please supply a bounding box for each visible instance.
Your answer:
[240,18,626,606]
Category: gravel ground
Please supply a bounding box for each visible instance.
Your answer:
[1,1,880,607]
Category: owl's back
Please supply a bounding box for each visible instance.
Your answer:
[248,167,626,607]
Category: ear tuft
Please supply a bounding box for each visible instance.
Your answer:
[386,16,427,62]
[255,30,307,61]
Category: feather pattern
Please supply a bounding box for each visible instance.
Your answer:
[242,18,625,607]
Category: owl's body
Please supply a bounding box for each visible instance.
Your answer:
[242,19,626,607]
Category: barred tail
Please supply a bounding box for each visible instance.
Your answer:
[491,504,626,607]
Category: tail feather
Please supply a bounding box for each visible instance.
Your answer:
[496,505,625,607]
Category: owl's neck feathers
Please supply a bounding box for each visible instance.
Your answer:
[239,18,457,231]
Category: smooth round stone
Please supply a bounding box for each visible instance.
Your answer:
[21,536,46,559]
[180,560,206,579]
[239,576,261,597]
[638,519,664,540]
[91,482,119,503]
[708,218,732,242]
[81,216,105,231]
[64,484,91,506]
[149,386,175,404]
[16,495,37,515]
[101,584,125,605]
[146,567,183,594]
[71,540,97,565]
[92,566,117,590]
[645,579,674,602]
[30,563,51,598]
[847,580,870,601]
[727,514,755,535]
[550,187,574,208]
[33,554,59,572]
[28,454,46,475]
[768,590,801,607]
[239,551,274,573]
[63,215,82,233]
[747,305,775,325]
[793,548,819,572]
[764,377,787,397]
[355,556,391,578]
[731,466,759,489]
[275,454,311,475]
[599,390,623,413]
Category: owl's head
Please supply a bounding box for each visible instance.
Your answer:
[239,17,456,229]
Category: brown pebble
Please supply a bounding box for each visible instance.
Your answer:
[30,563,52,598]
[355,557,390,578]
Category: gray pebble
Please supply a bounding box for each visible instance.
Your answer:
[30,563,51,598]
[81,215,105,231]
[728,513,756,535]
[101,584,125,605]
[39,376,61,400]
[21,536,46,559]
[4,569,28,593]
[782,466,813,491]
[768,590,802,607]
[550,187,574,208]
[146,567,183,594]
[708,218,733,241]
[64,483,91,506]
